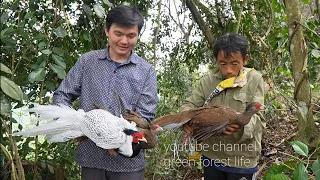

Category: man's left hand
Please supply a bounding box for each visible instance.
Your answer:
[223,124,241,135]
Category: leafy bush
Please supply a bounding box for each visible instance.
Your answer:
[263,141,319,180]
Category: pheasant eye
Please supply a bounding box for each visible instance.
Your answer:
[133,135,138,138]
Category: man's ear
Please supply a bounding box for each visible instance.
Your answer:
[104,27,109,37]
[243,54,249,66]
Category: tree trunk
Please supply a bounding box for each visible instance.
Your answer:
[185,0,215,51]
[285,0,320,148]
[316,0,320,20]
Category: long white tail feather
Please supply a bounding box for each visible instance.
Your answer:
[45,130,84,142]
[25,103,86,122]
[14,104,85,137]
[12,120,77,137]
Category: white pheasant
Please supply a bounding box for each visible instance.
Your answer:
[12,104,147,157]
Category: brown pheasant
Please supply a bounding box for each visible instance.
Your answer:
[151,102,262,142]
[122,109,162,149]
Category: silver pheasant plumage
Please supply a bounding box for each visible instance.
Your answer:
[12,104,147,157]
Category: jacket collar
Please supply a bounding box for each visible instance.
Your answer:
[211,67,224,80]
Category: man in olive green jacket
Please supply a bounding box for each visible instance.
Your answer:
[182,34,265,180]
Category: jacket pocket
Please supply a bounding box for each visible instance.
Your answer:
[233,91,253,112]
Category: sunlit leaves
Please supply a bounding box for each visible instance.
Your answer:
[103,0,114,8]
[83,4,92,16]
[269,174,290,180]
[1,27,15,39]
[301,0,311,4]
[0,76,23,101]
[53,27,68,38]
[38,42,47,50]
[1,63,12,74]
[34,33,48,41]
[83,32,92,42]
[52,47,64,56]
[311,49,320,58]
[52,54,66,69]
[291,141,309,157]
[28,67,46,83]
[0,12,9,24]
[93,3,106,18]
[0,94,11,116]
[292,163,308,180]
[263,165,290,180]
[312,159,320,180]
[49,64,66,79]
[24,12,34,20]
[41,49,51,55]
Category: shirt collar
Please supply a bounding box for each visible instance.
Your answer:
[97,46,140,64]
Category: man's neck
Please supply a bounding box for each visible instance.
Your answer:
[109,49,131,63]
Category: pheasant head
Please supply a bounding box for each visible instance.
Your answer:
[236,102,263,126]
[123,129,147,144]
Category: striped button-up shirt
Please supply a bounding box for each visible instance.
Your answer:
[53,47,158,172]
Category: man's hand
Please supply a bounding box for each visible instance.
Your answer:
[223,124,241,135]
[74,136,88,142]
[183,124,194,134]
[107,149,119,156]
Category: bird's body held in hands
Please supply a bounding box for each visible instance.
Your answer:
[152,102,262,142]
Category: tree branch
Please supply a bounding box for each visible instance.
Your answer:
[185,0,215,51]
[235,0,247,33]
[316,0,320,21]
[153,0,162,68]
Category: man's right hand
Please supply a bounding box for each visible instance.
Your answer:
[183,124,194,134]
[74,136,88,142]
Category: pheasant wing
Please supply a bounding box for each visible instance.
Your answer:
[192,122,228,142]
[151,107,209,131]
[123,109,150,129]
[188,105,238,142]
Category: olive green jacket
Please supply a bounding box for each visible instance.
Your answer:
[181,67,265,168]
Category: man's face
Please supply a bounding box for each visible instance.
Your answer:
[216,50,249,79]
[105,23,139,59]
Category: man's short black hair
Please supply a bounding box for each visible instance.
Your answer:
[213,34,249,59]
[105,5,144,34]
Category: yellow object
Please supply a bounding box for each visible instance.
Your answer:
[188,151,202,161]
[218,67,253,89]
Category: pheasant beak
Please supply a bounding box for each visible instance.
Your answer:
[155,126,163,132]
[138,137,147,143]
[254,103,265,110]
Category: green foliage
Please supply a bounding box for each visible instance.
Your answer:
[1,0,320,179]
[291,141,309,157]
[263,141,320,180]
[312,160,320,180]
[292,163,308,180]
